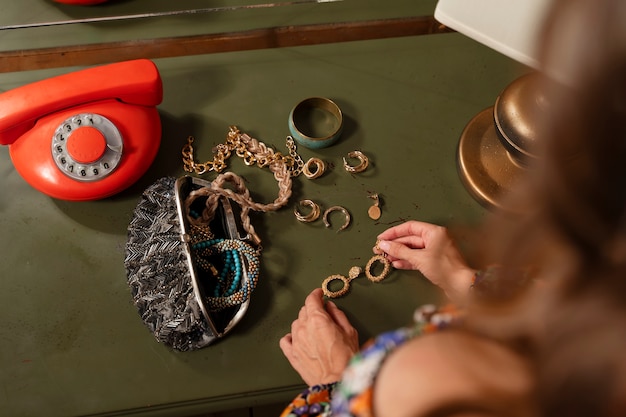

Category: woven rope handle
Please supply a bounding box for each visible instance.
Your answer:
[184,130,293,245]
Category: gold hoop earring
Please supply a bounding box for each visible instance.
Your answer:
[365,254,391,282]
[294,199,321,223]
[322,266,362,298]
[323,206,351,232]
[343,150,369,173]
[302,157,326,179]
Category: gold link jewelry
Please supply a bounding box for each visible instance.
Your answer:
[181,126,297,245]
[286,136,305,177]
[182,127,304,178]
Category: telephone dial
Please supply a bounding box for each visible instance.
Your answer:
[0,59,163,201]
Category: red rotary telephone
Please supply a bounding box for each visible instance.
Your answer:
[0,59,163,201]
[53,0,111,5]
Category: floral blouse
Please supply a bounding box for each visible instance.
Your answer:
[279,304,463,417]
[279,265,525,417]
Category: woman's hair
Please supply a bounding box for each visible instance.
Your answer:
[469,0,626,415]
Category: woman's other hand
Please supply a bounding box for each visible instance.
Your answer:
[376,221,475,304]
[279,288,359,386]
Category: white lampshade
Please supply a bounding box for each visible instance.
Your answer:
[434,0,552,70]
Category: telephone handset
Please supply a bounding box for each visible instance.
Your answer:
[0,59,163,201]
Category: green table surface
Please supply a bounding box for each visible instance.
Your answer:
[0,5,526,415]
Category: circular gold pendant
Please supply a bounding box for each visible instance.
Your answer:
[368,205,381,220]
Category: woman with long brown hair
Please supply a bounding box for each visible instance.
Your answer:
[279,0,626,415]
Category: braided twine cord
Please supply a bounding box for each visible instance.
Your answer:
[182,126,294,245]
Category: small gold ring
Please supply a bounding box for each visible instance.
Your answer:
[343,151,369,173]
[323,206,351,232]
[365,254,391,282]
[302,157,326,179]
[294,199,321,223]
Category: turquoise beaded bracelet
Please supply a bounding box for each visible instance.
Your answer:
[192,238,261,311]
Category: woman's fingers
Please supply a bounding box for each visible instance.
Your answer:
[326,301,355,336]
[376,220,434,241]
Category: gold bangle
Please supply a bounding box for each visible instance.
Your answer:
[294,199,321,223]
[323,206,351,232]
[289,97,344,149]
[302,157,326,179]
[343,150,369,173]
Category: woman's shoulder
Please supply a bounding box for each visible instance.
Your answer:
[373,330,535,417]
[330,305,464,416]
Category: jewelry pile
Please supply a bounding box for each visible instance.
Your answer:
[181,126,296,310]
[181,112,391,303]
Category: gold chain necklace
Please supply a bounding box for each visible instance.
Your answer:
[181,126,304,177]
[180,126,299,246]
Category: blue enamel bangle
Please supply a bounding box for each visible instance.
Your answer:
[289,97,343,149]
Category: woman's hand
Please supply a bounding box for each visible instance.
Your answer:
[375,221,475,304]
[279,288,359,386]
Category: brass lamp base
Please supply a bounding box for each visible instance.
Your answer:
[457,107,526,212]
